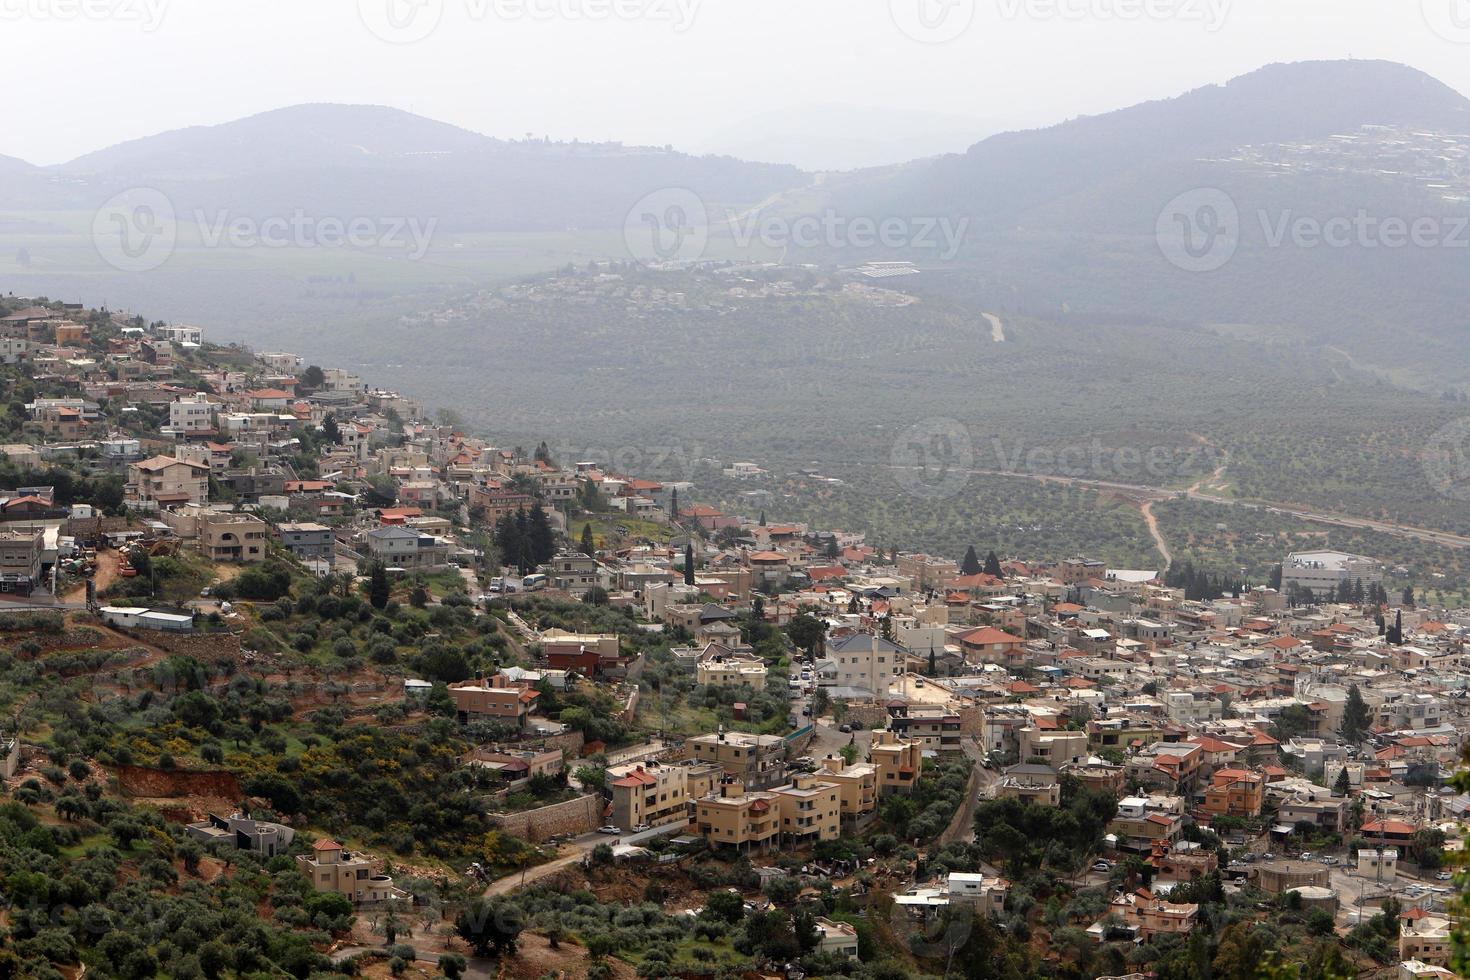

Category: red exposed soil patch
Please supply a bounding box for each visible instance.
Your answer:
[116,764,241,799]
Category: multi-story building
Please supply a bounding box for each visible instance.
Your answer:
[869,730,923,796]
[824,632,907,696]
[445,681,537,729]
[995,763,1061,806]
[0,528,44,595]
[1018,726,1087,768]
[545,551,601,596]
[167,392,217,436]
[608,761,689,832]
[897,553,959,592]
[1109,795,1185,852]
[198,512,269,563]
[696,653,768,690]
[126,455,210,509]
[889,705,963,753]
[1401,915,1453,967]
[694,783,780,852]
[817,756,878,818]
[1280,550,1382,600]
[687,731,787,791]
[276,522,336,562]
[186,812,295,856]
[364,525,450,569]
[774,773,842,845]
[1201,768,1266,818]
[295,840,403,904]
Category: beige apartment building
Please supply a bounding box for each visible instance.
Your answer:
[608,761,689,832]
[126,455,210,509]
[198,512,270,563]
[1018,726,1088,768]
[687,731,787,790]
[869,730,923,796]
[818,755,878,817]
[295,840,404,904]
[695,783,780,852]
[696,654,768,690]
[775,773,842,845]
[1401,915,1453,966]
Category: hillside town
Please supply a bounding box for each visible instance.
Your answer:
[1,296,1468,980]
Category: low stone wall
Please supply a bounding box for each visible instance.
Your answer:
[488,793,602,843]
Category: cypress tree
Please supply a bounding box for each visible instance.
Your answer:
[961,546,981,576]
[580,523,596,556]
[684,542,695,586]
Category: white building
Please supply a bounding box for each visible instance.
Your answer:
[1281,551,1382,600]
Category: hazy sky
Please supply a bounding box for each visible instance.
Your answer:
[4,0,1470,165]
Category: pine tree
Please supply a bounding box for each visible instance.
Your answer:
[1386,610,1403,645]
[824,539,839,560]
[1333,766,1351,798]
[684,542,695,586]
[528,503,556,565]
[368,562,390,610]
[669,487,679,523]
[758,511,766,527]
[961,546,982,576]
[1342,684,1371,743]
[928,642,937,677]
[1402,585,1415,608]
[1352,578,1365,604]
[984,550,1003,578]
[580,523,596,556]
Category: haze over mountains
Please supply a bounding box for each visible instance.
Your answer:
[2,58,1468,392]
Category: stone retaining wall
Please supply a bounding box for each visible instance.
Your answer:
[488,793,602,843]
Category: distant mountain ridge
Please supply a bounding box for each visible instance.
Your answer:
[828,60,1470,222]
[0,103,808,232]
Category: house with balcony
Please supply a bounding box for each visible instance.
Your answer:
[446,680,537,729]
[694,783,780,852]
[296,840,405,904]
[869,730,923,796]
[198,512,270,563]
[126,455,210,510]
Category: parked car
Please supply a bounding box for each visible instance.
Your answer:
[838,724,852,733]
[1300,852,1313,861]
[1437,871,1454,880]
[1092,861,1113,872]
[597,825,621,835]
[1319,856,1338,865]
[632,824,650,833]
